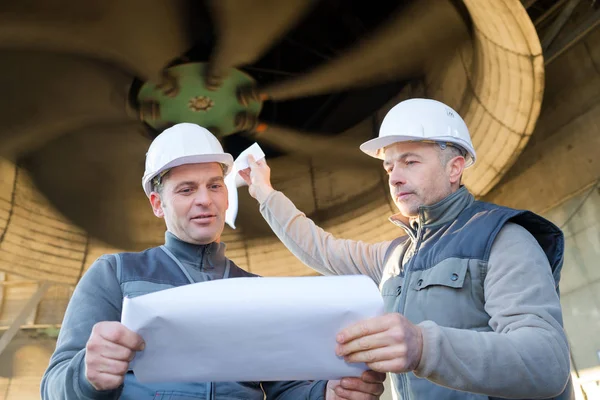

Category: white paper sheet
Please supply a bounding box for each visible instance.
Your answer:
[234,142,266,171]
[121,275,384,383]
[224,142,266,229]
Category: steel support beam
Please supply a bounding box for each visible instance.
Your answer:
[522,0,540,9]
[535,0,571,27]
[0,282,50,356]
[0,273,5,317]
[545,6,600,64]
[542,0,583,50]
[0,323,61,332]
[0,280,37,286]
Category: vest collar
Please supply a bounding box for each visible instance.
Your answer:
[389,186,474,234]
[164,231,227,269]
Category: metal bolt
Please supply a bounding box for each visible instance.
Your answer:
[205,74,223,91]
[138,101,161,121]
[156,71,179,98]
[234,112,259,132]
[236,85,263,107]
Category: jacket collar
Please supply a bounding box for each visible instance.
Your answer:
[164,231,227,269]
[389,186,474,235]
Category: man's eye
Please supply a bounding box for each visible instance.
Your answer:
[406,160,417,166]
[210,184,223,190]
[179,188,192,194]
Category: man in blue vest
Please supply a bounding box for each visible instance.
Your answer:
[240,98,575,399]
[41,123,386,399]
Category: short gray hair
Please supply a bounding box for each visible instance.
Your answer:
[152,170,171,195]
[437,143,466,166]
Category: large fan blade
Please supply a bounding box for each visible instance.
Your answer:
[0,0,191,83]
[262,0,469,101]
[20,122,164,250]
[206,0,317,86]
[250,123,380,168]
[0,51,134,159]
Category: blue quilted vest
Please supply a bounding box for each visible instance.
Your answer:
[380,188,570,400]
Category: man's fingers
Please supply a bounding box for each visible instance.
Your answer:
[334,385,380,400]
[329,372,386,399]
[343,345,405,365]
[95,358,130,375]
[238,169,251,185]
[95,322,145,351]
[336,331,394,357]
[361,370,386,384]
[85,370,126,391]
[88,338,135,362]
[337,315,395,344]
[366,357,412,374]
[247,154,268,168]
[340,377,385,396]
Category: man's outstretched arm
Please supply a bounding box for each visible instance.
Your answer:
[240,156,391,285]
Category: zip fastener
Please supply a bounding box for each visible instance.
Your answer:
[205,381,212,400]
[201,246,213,400]
[395,212,424,400]
[200,246,209,270]
[160,245,215,398]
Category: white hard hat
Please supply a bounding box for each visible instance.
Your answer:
[360,98,476,167]
[142,123,234,197]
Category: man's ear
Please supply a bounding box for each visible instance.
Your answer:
[448,156,466,185]
[149,192,165,218]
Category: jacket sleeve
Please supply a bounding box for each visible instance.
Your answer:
[41,255,124,400]
[262,380,327,400]
[259,190,391,285]
[414,223,571,399]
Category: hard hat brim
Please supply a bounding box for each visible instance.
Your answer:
[142,153,234,197]
[360,135,428,159]
[359,135,475,167]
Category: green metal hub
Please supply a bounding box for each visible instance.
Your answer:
[136,62,263,136]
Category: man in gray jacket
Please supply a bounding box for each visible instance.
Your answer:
[41,123,386,399]
[240,98,574,399]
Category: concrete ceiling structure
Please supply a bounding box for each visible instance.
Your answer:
[1,0,596,343]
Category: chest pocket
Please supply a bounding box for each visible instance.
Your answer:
[380,275,404,313]
[412,258,468,291]
[404,259,475,328]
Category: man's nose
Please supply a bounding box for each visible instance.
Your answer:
[389,166,405,187]
[193,188,212,206]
